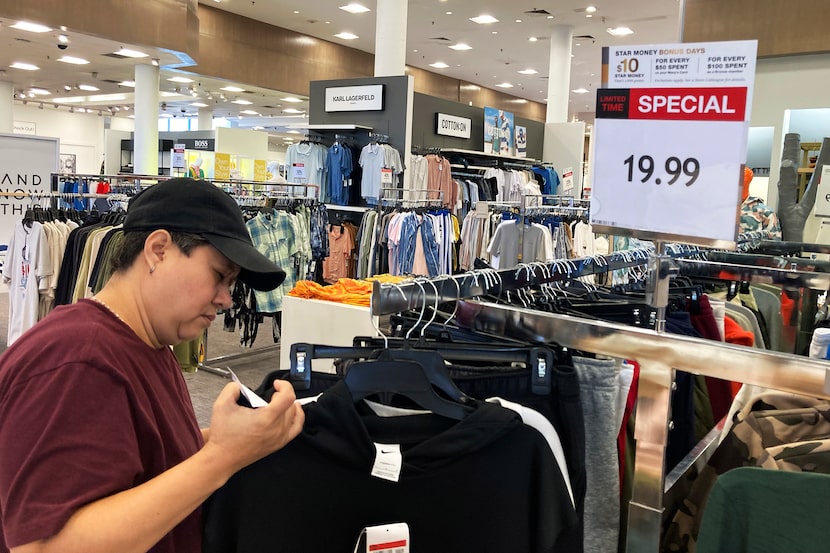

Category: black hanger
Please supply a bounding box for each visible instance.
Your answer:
[343,359,473,420]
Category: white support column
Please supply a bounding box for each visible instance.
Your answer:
[0,81,14,134]
[546,25,574,124]
[134,63,160,177]
[198,107,213,131]
[374,0,408,76]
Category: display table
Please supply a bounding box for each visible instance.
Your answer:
[279,295,379,373]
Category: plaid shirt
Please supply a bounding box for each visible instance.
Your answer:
[246,211,297,313]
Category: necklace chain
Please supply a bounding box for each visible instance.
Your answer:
[91,296,126,325]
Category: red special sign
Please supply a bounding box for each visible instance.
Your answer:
[629,87,748,121]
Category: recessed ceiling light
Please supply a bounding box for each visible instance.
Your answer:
[446,11,453,15]
[10,62,39,71]
[58,34,69,44]
[78,84,99,91]
[287,130,302,135]
[168,76,194,83]
[283,108,305,114]
[470,15,499,24]
[518,69,538,75]
[429,62,449,69]
[293,10,299,14]
[29,88,50,96]
[221,86,246,92]
[240,109,260,115]
[529,37,538,42]
[586,14,593,18]
[586,6,597,12]
[547,15,554,19]
[58,56,90,65]
[114,48,149,58]
[10,21,52,33]
[334,32,359,40]
[64,85,72,91]
[607,26,634,36]
[282,97,303,103]
[576,43,582,47]
[119,81,136,87]
[449,43,472,50]
[572,88,590,94]
[339,3,370,13]
[495,82,514,88]
[232,99,253,105]
[89,94,127,102]
[492,31,498,34]
[515,19,522,23]
[191,102,209,107]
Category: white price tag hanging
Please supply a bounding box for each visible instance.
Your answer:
[290,163,307,181]
[352,523,410,553]
[561,167,574,192]
[381,168,394,185]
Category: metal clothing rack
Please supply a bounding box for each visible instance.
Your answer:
[369,254,830,552]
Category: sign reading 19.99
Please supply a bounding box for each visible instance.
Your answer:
[590,40,757,248]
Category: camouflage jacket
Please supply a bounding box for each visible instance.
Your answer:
[739,196,782,240]
[662,392,829,552]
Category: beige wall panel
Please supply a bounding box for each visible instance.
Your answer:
[193,6,374,96]
[406,66,461,101]
[0,0,198,57]
[684,0,830,57]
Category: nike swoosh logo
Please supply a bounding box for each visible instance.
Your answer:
[381,449,395,454]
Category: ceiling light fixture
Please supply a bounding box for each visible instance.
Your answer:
[114,48,149,58]
[232,99,253,105]
[58,34,69,44]
[168,76,194,83]
[528,37,538,42]
[586,6,597,12]
[572,88,590,94]
[495,82,514,88]
[10,62,39,71]
[191,102,209,107]
[119,81,136,87]
[607,26,634,36]
[240,109,260,115]
[282,97,303,103]
[58,56,90,65]
[449,43,472,51]
[334,32,359,40]
[151,58,160,66]
[470,15,499,24]
[518,69,538,75]
[429,62,449,69]
[64,85,72,91]
[221,86,245,92]
[10,21,52,33]
[29,88,50,96]
[339,3,370,14]
[586,14,593,18]
[282,108,304,114]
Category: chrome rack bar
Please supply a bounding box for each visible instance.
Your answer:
[674,257,830,290]
[370,247,659,316]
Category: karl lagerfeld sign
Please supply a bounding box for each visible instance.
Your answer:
[325,84,385,112]
[436,113,472,139]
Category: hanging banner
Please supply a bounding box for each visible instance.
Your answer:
[214,153,231,180]
[483,107,515,156]
[253,160,267,182]
[590,39,757,248]
[0,134,58,251]
[515,126,527,157]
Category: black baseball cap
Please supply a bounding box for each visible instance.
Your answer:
[123,178,286,291]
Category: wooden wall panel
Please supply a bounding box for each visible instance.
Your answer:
[0,0,198,57]
[684,0,830,57]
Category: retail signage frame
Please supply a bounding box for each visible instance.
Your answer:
[325,84,385,112]
[435,113,472,139]
[590,39,758,249]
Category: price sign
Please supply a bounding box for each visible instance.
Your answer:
[590,40,757,247]
[381,168,394,185]
[561,167,574,193]
[290,162,307,181]
[815,166,830,218]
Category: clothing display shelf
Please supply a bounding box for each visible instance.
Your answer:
[370,249,830,553]
[440,147,541,167]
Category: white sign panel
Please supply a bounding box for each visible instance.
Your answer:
[325,84,384,112]
[815,165,830,218]
[436,113,472,139]
[590,40,757,247]
[562,167,575,193]
[13,121,36,136]
[172,144,186,169]
[0,134,59,248]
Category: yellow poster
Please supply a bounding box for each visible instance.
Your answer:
[254,159,267,182]
[214,153,231,180]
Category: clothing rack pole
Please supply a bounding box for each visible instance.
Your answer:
[370,255,830,552]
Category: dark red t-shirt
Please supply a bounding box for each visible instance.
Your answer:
[0,299,204,552]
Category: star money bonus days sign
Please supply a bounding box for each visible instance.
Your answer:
[590,40,757,247]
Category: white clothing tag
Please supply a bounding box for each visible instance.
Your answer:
[371,442,403,482]
[381,168,394,185]
[366,523,410,553]
[228,368,268,408]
